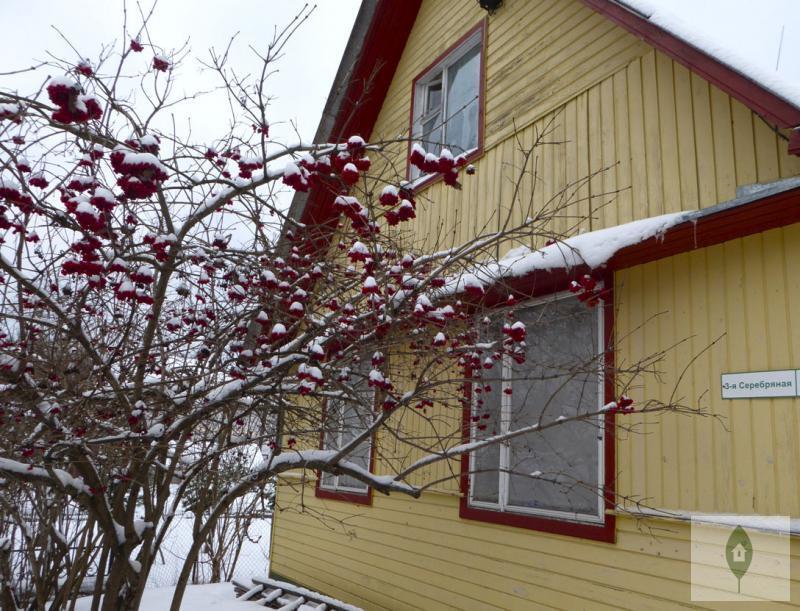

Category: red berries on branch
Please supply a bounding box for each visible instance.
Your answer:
[569,274,609,308]
[409,143,469,188]
[46,76,102,125]
[607,395,635,415]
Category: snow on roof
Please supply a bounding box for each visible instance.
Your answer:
[443,212,687,296]
[618,0,800,110]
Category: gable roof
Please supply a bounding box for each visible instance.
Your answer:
[289,0,421,233]
[291,0,800,233]
[583,1,800,135]
[615,0,800,113]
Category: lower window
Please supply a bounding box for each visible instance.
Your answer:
[467,291,608,531]
[319,397,372,495]
[317,361,373,503]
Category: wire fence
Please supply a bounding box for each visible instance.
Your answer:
[147,509,271,587]
[3,506,271,603]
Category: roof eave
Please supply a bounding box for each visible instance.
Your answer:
[582,0,800,134]
[282,0,380,246]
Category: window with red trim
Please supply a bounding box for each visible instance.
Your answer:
[465,291,609,533]
[316,361,373,502]
[409,22,484,183]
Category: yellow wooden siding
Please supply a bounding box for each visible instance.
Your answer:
[271,0,800,606]
[370,0,800,259]
[385,47,800,258]
[617,224,800,516]
[272,225,800,609]
[272,484,800,611]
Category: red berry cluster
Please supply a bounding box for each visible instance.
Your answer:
[568,274,609,308]
[376,185,417,226]
[110,140,168,200]
[608,395,635,414]
[46,76,102,124]
[408,143,469,187]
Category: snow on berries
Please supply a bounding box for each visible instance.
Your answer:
[569,274,607,308]
[66,176,96,192]
[71,199,105,232]
[89,188,116,211]
[368,368,392,391]
[361,276,379,295]
[129,265,154,284]
[110,145,169,199]
[282,161,309,192]
[346,135,366,152]
[408,142,469,188]
[461,274,485,298]
[46,76,102,124]
[340,162,359,185]
[76,59,94,77]
[0,102,23,123]
[270,323,287,341]
[606,395,635,415]
[502,321,526,343]
[379,185,399,206]
[348,241,370,263]
[152,55,171,72]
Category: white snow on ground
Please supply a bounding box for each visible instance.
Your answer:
[73,582,260,610]
[146,512,270,588]
[618,0,800,109]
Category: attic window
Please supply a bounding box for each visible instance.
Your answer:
[409,23,484,182]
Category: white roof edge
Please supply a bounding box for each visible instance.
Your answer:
[614,0,800,115]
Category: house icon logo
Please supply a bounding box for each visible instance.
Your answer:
[725,526,754,593]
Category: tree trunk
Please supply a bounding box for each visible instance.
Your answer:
[0,545,20,611]
[99,550,143,611]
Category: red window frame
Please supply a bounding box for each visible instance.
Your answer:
[459,272,616,543]
[314,397,376,506]
[406,19,487,191]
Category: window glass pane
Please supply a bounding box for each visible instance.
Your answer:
[320,358,372,493]
[444,44,480,154]
[506,298,601,516]
[338,402,370,490]
[426,81,442,113]
[414,79,443,153]
[471,374,502,504]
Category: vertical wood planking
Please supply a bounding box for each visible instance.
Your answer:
[612,70,633,224]
[673,63,699,212]
[599,77,618,229]
[655,52,681,214]
[731,99,757,187]
[690,73,718,207]
[641,51,665,218]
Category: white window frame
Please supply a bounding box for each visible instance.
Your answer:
[410,29,482,183]
[467,290,606,525]
[319,394,373,495]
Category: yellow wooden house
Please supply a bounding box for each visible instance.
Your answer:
[271,0,800,608]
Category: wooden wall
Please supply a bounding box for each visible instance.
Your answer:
[369,0,800,257]
[271,1,800,608]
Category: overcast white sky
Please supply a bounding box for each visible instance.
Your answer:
[1,0,361,146]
